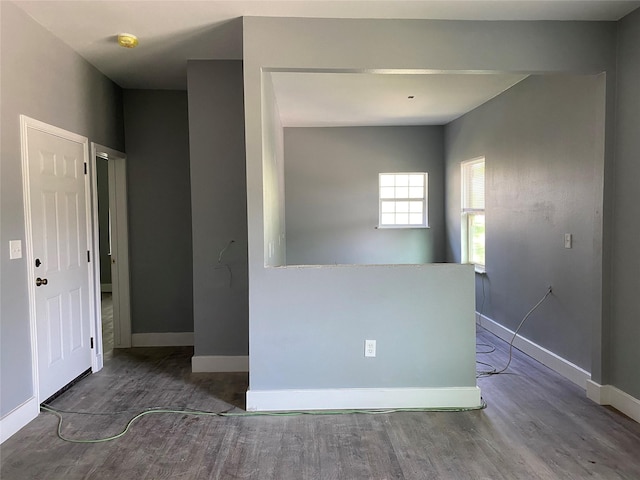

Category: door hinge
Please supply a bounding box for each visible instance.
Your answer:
[84,163,87,175]
[87,250,91,262]
[90,337,94,349]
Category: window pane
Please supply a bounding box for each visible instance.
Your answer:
[469,214,485,265]
[409,213,423,224]
[380,187,395,198]
[409,174,424,187]
[409,187,423,198]
[396,201,409,213]
[409,201,423,213]
[395,187,408,198]
[396,213,409,224]
[381,201,395,213]
[396,174,409,186]
[381,213,395,225]
[462,160,485,210]
[380,174,395,187]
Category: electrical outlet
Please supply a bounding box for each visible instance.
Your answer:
[364,339,376,357]
[9,240,22,260]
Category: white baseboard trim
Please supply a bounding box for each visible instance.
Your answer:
[1,397,39,444]
[586,380,640,423]
[477,313,591,389]
[192,355,249,373]
[100,283,112,293]
[246,386,482,412]
[131,332,194,347]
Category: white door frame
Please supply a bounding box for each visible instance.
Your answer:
[90,143,131,367]
[20,115,96,401]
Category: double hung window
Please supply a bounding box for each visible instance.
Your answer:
[379,173,428,228]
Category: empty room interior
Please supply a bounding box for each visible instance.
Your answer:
[1,1,640,478]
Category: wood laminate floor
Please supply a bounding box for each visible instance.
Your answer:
[2,327,640,480]
[101,292,114,360]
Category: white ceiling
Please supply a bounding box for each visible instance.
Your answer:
[270,71,529,126]
[12,1,639,127]
[14,1,640,91]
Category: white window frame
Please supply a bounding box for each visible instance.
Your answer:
[378,172,429,228]
[461,157,485,273]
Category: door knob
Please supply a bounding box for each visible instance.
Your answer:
[35,277,48,286]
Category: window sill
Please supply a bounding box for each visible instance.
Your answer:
[462,262,485,274]
[376,225,430,229]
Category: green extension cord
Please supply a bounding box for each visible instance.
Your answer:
[41,399,487,444]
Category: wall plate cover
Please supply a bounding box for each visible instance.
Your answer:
[365,339,376,357]
[564,233,572,249]
[9,240,22,259]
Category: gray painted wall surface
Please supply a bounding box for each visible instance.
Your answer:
[123,90,193,334]
[0,1,124,416]
[244,17,616,393]
[284,126,444,265]
[251,264,476,390]
[187,61,248,356]
[611,9,640,399]
[96,158,112,285]
[445,74,605,371]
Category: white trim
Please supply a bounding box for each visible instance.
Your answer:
[20,116,93,407]
[100,283,112,293]
[192,355,249,372]
[586,380,640,423]
[131,332,194,347]
[477,313,591,389]
[0,397,39,444]
[246,386,481,412]
[89,145,104,372]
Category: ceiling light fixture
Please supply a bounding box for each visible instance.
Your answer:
[117,33,139,49]
[408,95,415,99]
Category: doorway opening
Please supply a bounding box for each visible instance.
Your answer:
[90,143,131,372]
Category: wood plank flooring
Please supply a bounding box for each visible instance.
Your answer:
[101,293,113,360]
[2,327,640,480]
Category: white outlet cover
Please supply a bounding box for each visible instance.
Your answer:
[365,339,376,357]
[9,240,22,259]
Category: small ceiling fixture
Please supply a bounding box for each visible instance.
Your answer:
[117,33,139,49]
[408,95,415,99]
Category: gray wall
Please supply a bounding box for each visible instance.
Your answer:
[243,17,617,394]
[445,74,605,371]
[0,1,124,417]
[123,90,193,334]
[250,264,476,391]
[284,126,444,265]
[611,8,640,399]
[96,157,112,285]
[187,61,248,357]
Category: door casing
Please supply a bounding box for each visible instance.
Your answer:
[89,143,131,371]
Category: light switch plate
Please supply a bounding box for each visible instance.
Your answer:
[564,233,572,249]
[9,240,22,259]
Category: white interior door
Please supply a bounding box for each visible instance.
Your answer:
[22,118,93,401]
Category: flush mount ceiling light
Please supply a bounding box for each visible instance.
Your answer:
[117,33,138,48]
